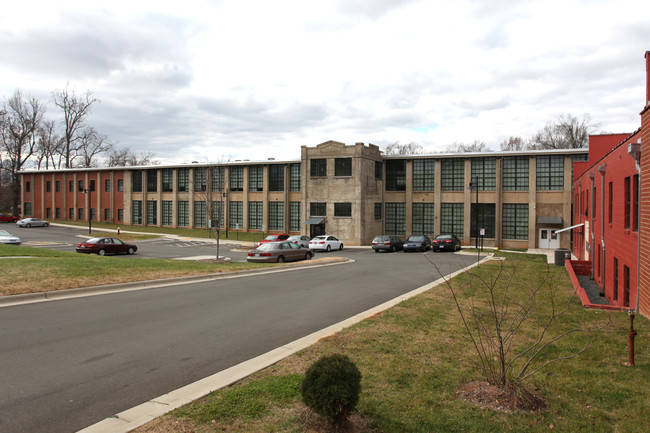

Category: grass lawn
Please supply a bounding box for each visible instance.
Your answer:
[133,252,650,433]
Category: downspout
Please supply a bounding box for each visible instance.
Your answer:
[598,164,606,297]
[628,140,641,313]
[588,172,595,280]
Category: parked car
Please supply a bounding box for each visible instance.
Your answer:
[371,235,404,253]
[0,229,21,245]
[309,235,343,252]
[287,235,311,248]
[257,233,290,247]
[76,237,137,255]
[403,235,431,252]
[16,217,49,228]
[247,241,313,263]
[0,213,19,223]
[432,234,461,252]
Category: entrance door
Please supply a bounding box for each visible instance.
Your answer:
[310,223,325,238]
[539,228,559,249]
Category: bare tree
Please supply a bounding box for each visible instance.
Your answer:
[530,113,599,149]
[384,141,426,155]
[0,90,44,215]
[499,136,528,151]
[76,127,112,167]
[35,119,64,169]
[52,83,99,168]
[106,147,158,167]
[445,140,490,153]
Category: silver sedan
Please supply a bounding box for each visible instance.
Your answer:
[16,218,49,228]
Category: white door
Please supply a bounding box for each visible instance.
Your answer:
[539,228,559,249]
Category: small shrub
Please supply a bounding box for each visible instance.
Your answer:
[300,354,362,424]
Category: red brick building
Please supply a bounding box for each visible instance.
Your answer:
[638,51,650,317]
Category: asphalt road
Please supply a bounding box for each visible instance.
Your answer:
[1,226,477,433]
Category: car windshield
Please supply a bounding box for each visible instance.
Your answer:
[0,230,13,236]
[407,236,425,242]
[263,235,279,241]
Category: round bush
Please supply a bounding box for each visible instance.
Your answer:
[300,354,362,423]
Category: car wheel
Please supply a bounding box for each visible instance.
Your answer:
[326,245,331,252]
[44,223,49,227]
[339,243,343,250]
[127,247,135,255]
[374,249,379,253]
[98,249,106,256]
[277,255,285,263]
[26,223,31,228]
[305,252,312,260]
[391,246,396,252]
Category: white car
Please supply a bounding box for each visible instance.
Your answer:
[309,235,343,252]
[287,235,311,248]
[0,229,21,245]
[16,218,49,228]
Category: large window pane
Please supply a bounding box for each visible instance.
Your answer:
[502,203,528,239]
[413,159,435,191]
[385,202,406,235]
[441,159,465,191]
[269,202,284,231]
[536,155,564,190]
[471,158,496,191]
[412,202,434,235]
[503,157,529,191]
[470,203,495,238]
[386,160,406,191]
[440,203,463,237]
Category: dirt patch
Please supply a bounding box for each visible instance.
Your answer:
[456,380,548,413]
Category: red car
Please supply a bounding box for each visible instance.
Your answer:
[257,233,290,247]
[0,214,19,223]
[76,237,138,256]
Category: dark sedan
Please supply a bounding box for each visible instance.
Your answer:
[76,237,138,256]
[432,234,461,252]
[403,235,432,252]
[247,241,313,263]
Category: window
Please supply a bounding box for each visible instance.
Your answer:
[289,202,301,231]
[162,168,173,192]
[104,208,110,221]
[78,208,84,220]
[386,160,406,191]
[55,208,61,219]
[613,257,619,302]
[90,207,95,221]
[441,159,465,191]
[624,176,631,229]
[69,180,74,192]
[117,179,124,192]
[633,174,639,231]
[229,201,243,229]
[335,158,352,177]
[69,208,74,219]
[503,156,529,191]
[46,181,51,192]
[249,166,263,191]
[290,164,301,191]
[132,200,142,224]
[194,201,206,227]
[55,180,61,192]
[105,179,111,192]
[412,203,434,235]
[177,201,189,226]
[608,181,613,224]
[89,179,95,192]
[413,159,435,191]
[46,208,51,219]
[374,203,382,220]
[310,202,326,216]
[385,203,406,235]
[310,159,327,177]
[212,167,225,192]
[132,171,142,193]
[536,155,564,190]
[440,203,464,237]
[147,201,157,225]
[375,161,382,180]
[194,168,207,192]
[147,169,157,192]
[470,203,496,238]
[502,203,529,240]
[78,180,84,192]
[162,201,173,226]
[26,182,30,192]
[117,209,123,222]
[471,158,496,191]
[211,201,224,228]
[269,165,284,191]
[178,168,190,192]
[334,203,352,217]
[248,201,263,230]
[624,265,630,307]
[269,202,284,231]
[230,166,244,191]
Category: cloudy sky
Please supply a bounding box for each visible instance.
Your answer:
[1,0,649,165]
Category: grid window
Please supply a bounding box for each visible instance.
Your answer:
[78,208,83,220]
[624,176,631,229]
[177,201,189,227]
[104,179,110,192]
[412,203,434,235]
[413,159,435,191]
[248,201,263,230]
[269,202,284,231]
[212,167,225,192]
[56,180,61,192]
[23,202,32,215]
[335,158,352,177]
[290,164,301,191]
[69,208,74,219]
[536,155,564,190]
[289,202,301,231]
[440,203,464,237]
[78,180,84,192]
[162,169,173,192]
[441,159,465,191]
[147,169,157,192]
[104,208,110,221]
[194,168,207,192]
[69,180,74,192]
[385,203,406,235]
[375,161,382,179]
[230,166,244,191]
[90,207,95,221]
[503,157,529,191]
[471,203,496,238]
[26,182,30,192]
[374,203,382,220]
[147,200,157,225]
[249,166,264,191]
[211,201,224,228]
[471,158,496,191]
[310,202,326,216]
[46,181,51,192]
[117,179,123,192]
[269,165,284,191]
[229,201,243,229]
[310,159,327,177]
[132,200,143,224]
[162,201,173,226]
[613,257,619,301]
[132,171,143,192]
[117,209,123,221]
[334,203,352,217]
[178,168,190,192]
[624,265,630,307]
[89,179,95,192]
[56,208,61,219]
[502,203,529,240]
[386,160,406,191]
[194,201,207,227]
[633,174,639,231]
[46,208,51,219]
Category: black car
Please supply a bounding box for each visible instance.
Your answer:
[403,235,432,252]
[371,235,404,252]
[432,234,461,252]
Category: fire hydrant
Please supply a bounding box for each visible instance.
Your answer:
[117,227,120,235]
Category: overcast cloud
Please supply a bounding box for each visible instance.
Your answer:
[1,0,648,165]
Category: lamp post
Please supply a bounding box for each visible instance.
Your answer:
[469,177,479,264]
